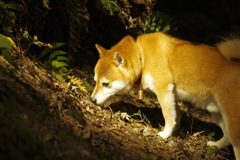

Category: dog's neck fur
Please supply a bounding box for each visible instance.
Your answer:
[134,39,144,99]
[119,36,143,86]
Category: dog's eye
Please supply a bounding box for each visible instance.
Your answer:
[102,82,110,87]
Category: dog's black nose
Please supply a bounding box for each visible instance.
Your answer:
[91,98,97,104]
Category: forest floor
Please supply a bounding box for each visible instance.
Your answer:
[0,55,235,160]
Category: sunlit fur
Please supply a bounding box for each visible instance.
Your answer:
[91,32,240,160]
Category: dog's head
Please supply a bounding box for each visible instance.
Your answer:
[91,36,139,104]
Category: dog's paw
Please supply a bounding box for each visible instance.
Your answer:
[207,139,230,149]
[207,141,219,147]
[157,131,170,139]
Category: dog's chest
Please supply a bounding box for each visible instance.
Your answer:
[142,73,155,91]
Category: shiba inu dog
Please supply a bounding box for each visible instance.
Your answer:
[91,32,240,159]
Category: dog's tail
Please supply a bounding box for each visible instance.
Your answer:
[216,38,240,62]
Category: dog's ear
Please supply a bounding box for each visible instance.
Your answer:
[114,52,126,67]
[95,44,107,57]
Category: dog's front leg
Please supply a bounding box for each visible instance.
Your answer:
[156,83,180,139]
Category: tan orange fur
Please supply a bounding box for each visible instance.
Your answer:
[91,32,240,160]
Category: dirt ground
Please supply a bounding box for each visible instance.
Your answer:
[0,56,235,160]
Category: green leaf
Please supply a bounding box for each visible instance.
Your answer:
[83,80,91,87]
[162,25,171,33]
[207,146,218,154]
[33,35,38,41]
[59,67,68,74]
[23,31,29,39]
[42,0,50,9]
[38,47,53,59]
[1,49,13,63]
[55,56,69,62]
[52,42,65,49]
[7,2,26,13]
[51,60,68,68]
[207,132,216,140]
[49,50,67,61]
[52,72,65,81]
[0,34,11,48]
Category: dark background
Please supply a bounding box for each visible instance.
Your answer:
[155,0,240,43]
[1,0,240,66]
[85,0,240,65]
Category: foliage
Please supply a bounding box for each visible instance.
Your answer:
[65,0,89,54]
[117,0,156,29]
[66,0,88,27]
[22,30,90,93]
[0,34,11,49]
[0,34,16,63]
[0,1,17,35]
[132,109,151,126]
[67,75,88,93]
[97,0,120,16]
[137,11,177,35]
[42,0,50,9]
[37,41,69,81]
[93,0,176,43]
[43,45,68,80]
[207,146,219,154]
[0,0,89,58]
